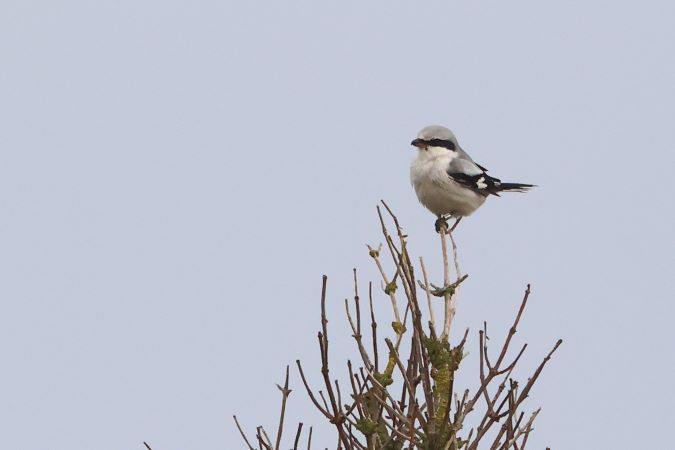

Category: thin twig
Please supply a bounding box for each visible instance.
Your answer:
[295,360,331,419]
[257,426,273,450]
[318,390,330,414]
[505,408,541,449]
[233,416,255,450]
[419,256,437,334]
[261,428,274,449]
[292,423,303,450]
[384,338,418,410]
[368,282,379,372]
[367,243,402,324]
[439,222,452,340]
[376,205,416,316]
[345,298,374,371]
[274,365,292,450]
[446,231,462,337]
[465,286,533,417]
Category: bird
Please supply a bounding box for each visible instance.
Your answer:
[410,125,534,232]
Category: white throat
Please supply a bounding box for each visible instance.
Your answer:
[415,146,458,163]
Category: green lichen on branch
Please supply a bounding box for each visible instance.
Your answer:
[422,336,465,447]
[391,321,406,335]
[373,351,397,387]
[384,281,397,295]
[382,438,404,450]
[355,392,404,449]
[428,274,469,297]
[356,416,389,448]
[372,371,393,387]
[355,417,380,437]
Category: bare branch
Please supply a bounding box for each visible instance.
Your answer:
[367,243,402,324]
[292,423,303,450]
[419,256,437,334]
[368,282,379,372]
[505,408,541,449]
[236,205,560,450]
[274,365,291,450]
[232,416,255,450]
[345,296,374,371]
[256,426,273,450]
[295,360,331,419]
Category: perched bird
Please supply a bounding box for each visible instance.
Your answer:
[410,125,534,232]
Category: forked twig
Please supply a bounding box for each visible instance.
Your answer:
[274,365,292,450]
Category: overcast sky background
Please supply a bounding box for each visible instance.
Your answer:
[1,1,673,449]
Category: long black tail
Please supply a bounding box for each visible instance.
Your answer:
[496,182,536,193]
[450,171,535,196]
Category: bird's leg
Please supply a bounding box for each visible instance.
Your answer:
[435,215,462,234]
[435,216,450,234]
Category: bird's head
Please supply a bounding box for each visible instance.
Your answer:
[411,125,459,157]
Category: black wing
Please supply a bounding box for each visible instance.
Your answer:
[447,170,503,196]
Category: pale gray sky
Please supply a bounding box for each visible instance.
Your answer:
[0,1,673,449]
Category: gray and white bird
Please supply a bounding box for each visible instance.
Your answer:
[410,125,534,231]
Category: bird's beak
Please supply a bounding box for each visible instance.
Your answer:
[411,138,427,149]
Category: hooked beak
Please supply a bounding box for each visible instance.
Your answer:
[411,138,427,149]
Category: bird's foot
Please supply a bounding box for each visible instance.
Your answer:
[435,216,462,234]
[435,217,449,234]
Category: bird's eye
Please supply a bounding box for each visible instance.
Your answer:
[428,139,456,151]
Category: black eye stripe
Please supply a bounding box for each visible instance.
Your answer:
[422,138,456,151]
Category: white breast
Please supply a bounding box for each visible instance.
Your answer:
[410,149,486,217]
